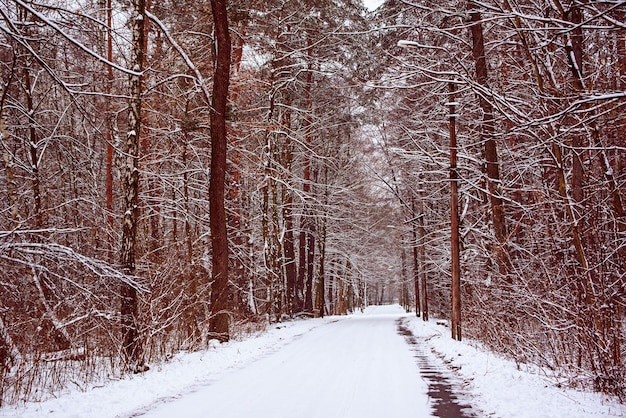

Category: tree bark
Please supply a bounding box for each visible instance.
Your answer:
[104,0,115,259]
[411,199,421,317]
[283,186,297,315]
[1,66,19,227]
[418,197,428,321]
[182,127,200,344]
[298,38,315,314]
[208,0,231,342]
[282,100,297,316]
[0,112,17,225]
[120,0,146,372]
[468,8,510,279]
[316,213,326,317]
[296,226,307,313]
[449,82,462,341]
[304,215,316,313]
[565,2,585,216]
[401,244,408,312]
[271,171,284,318]
[227,29,245,313]
[23,64,44,232]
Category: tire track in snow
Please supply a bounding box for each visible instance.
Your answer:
[397,317,478,417]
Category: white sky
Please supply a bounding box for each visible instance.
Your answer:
[363,0,385,11]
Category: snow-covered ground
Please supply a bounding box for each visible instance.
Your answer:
[1,305,623,417]
[405,313,625,417]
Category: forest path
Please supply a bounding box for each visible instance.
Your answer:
[133,306,457,418]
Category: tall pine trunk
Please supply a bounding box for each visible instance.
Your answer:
[282,99,297,316]
[208,0,231,342]
[411,198,421,317]
[418,196,428,321]
[300,38,315,314]
[468,7,510,279]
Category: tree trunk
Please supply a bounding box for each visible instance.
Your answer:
[23,65,44,232]
[182,129,200,344]
[401,244,408,312]
[140,0,161,263]
[411,199,421,317]
[565,2,585,215]
[328,261,335,314]
[261,139,273,315]
[283,190,297,315]
[1,70,19,227]
[449,82,462,341]
[316,221,326,317]
[304,217,316,313]
[419,197,428,321]
[208,0,231,342]
[227,36,245,313]
[104,0,115,259]
[299,36,315,314]
[296,225,307,313]
[120,0,146,372]
[261,71,284,320]
[2,71,31,367]
[282,100,297,316]
[271,172,284,318]
[468,8,510,279]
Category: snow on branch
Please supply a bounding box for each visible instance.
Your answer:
[10,0,141,77]
[526,91,626,126]
[145,11,212,105]
[0,241,149,293]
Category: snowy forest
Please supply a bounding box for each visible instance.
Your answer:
[0,0,624,406]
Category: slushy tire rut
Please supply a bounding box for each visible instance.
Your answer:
[397,318,478,418]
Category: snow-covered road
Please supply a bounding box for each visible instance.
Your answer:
[136,306,434,417]
[3,305,623,417]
